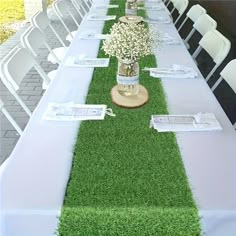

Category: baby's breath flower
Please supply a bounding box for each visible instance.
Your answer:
[102,22,161,62]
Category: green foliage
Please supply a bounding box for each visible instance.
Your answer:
[47,0,54,6]
[0,0,24,44]
[58,1,201,235]
[0,0,24,24]
[0,25,14,44]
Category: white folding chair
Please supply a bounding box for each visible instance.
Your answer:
[211,59,236,128]
[184,14,217,46]
[192,30,231,82]
[211,59,236,92]
[30,11,67,48]
[170,0,189,25]
[21,26,68,65]
[52,0,81,43]
[20,27,63,89]
[0,98,23,135]
[178,4,206,32]
[0,47,50,116]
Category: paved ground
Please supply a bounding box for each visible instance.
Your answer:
[0,1,79,164]
[0,1,235,165]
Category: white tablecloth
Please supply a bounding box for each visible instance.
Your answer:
[0,1,236,235]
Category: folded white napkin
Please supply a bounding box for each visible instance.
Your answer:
[87,15,116,21]
[146,64,198,79]
[43,103,111,121]
[64,56,110,67]
[150,113,222,132]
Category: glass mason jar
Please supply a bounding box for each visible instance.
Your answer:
[125,0,138,16]
[117,59,139,96]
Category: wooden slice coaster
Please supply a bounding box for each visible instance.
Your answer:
[119,16,143,24]
[111,85,149,108]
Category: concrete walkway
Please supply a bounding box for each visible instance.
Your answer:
[0,1,78,164]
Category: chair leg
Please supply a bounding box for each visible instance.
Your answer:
[211,76,223,92]
[174,15,181,25]
[13,92,32,117]
[206,64,219,82]
[184,28,196,44]
[1,107,23,135]
[192,45,202,60]
[178,17,188,32]
[166,0,171,7]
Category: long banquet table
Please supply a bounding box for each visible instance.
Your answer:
[0,0,236,235]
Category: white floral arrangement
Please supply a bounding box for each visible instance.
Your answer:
[102,22,161,62]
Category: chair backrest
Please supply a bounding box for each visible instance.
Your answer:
[199,30,231,65]
[178,4,206,32]
[193,14,217,36]
[30,11,66,48]
[187,4,206,22]
[0,46,37,92]
[52,0,80,40]
[0,47,50,93]
[172,0,189,25]
[53,0,80,28]
[0,98,23,135]
[211,59,236,93]
[21,26,60,64]
[30,11,49,31]
[220,59,236,93]
[174,0,189,15]
[0,47,50,116]
[192,30,231,81]
[21,27,45,57]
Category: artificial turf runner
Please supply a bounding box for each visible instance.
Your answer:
[58,1,201,235]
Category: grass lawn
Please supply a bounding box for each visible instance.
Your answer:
[57,0,201,235]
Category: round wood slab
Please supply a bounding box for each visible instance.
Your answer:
[111,85,149,108]
[119,16,143,24]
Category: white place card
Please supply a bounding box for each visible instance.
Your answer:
[150,113,222,132]
[93,4,119,9]
[64,57,110,68]
[144,64,198,79]
[87,15,116,21]
[43,104,108,121]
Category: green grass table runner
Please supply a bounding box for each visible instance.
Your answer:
[58,1,200,235]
